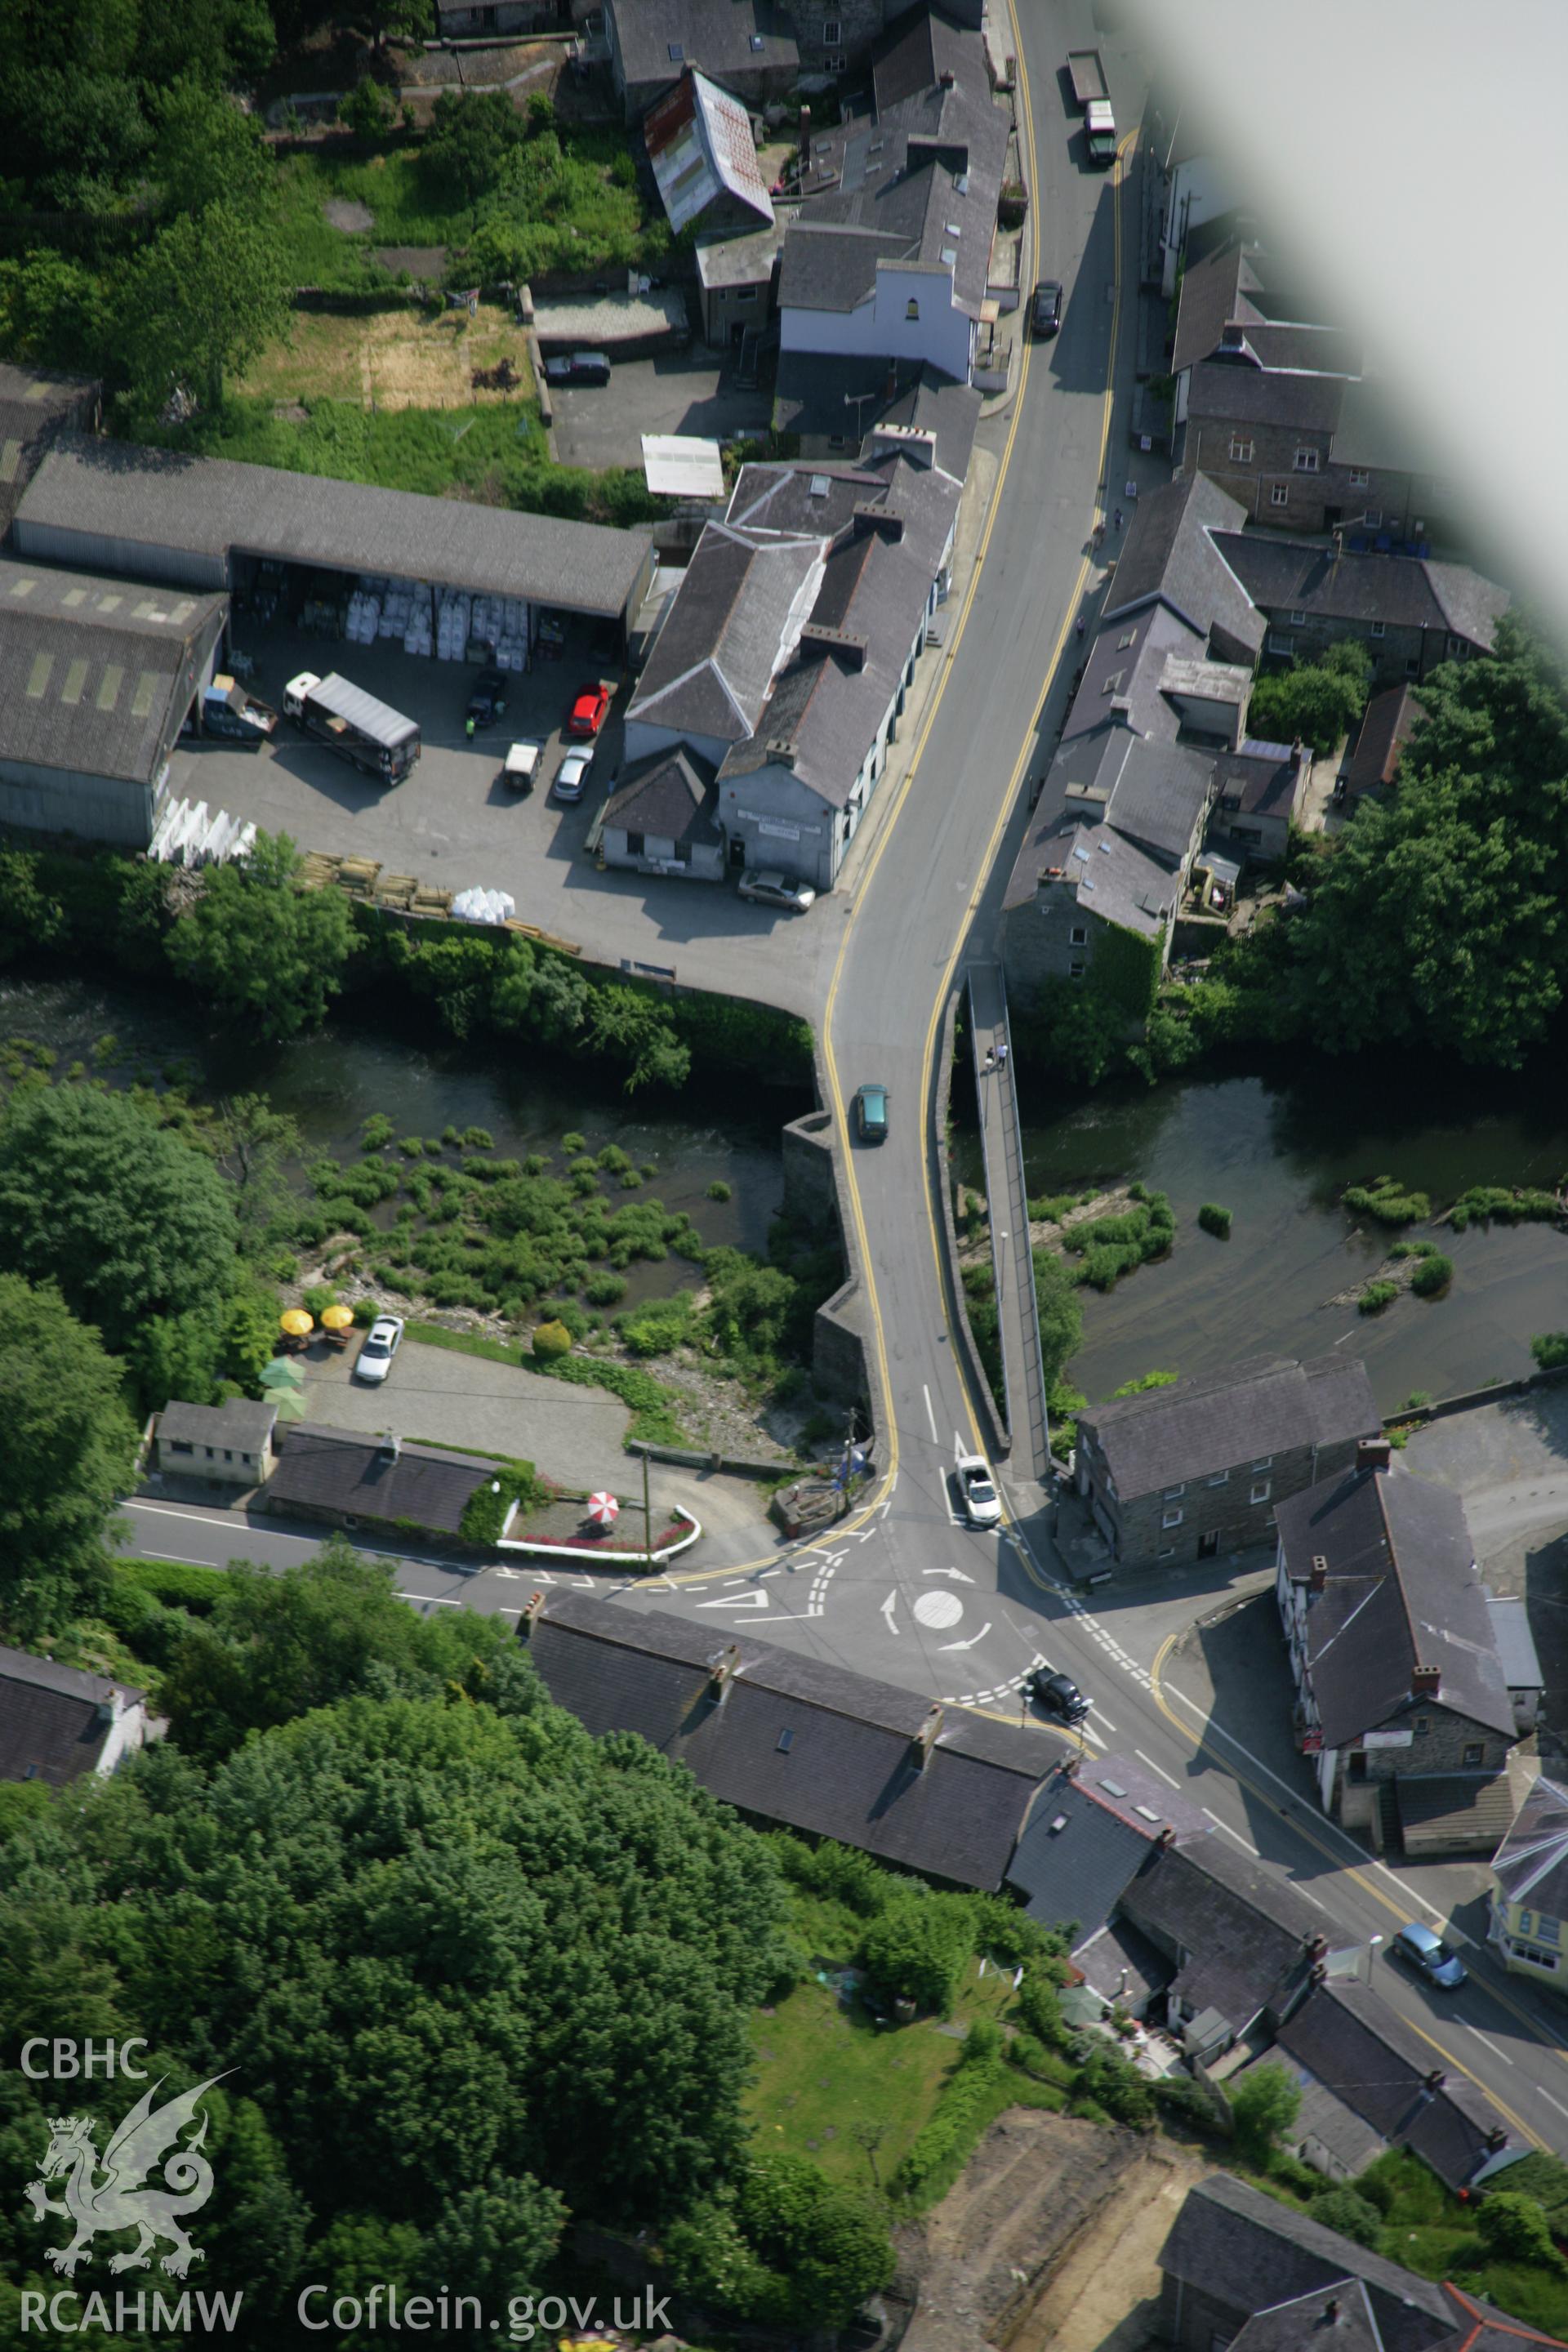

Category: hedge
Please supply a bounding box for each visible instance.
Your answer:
[111,1557,228,1613]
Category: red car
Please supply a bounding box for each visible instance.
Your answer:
[568,683,612,737]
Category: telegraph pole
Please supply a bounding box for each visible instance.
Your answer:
[641,1444,653,1574]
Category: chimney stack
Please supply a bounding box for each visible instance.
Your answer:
[911,1703,944,1769]
[1325,2301,1340,2325]
[520,1589,547,1636]
[938,66,956,87]
[1485,2127,1509,2152]
[1423,2068,1446,2093]
[1358,1437,1392,1473]
[1411,1664,1441,1699]
[708,1643,742,1699]
[379,1431,401,1462]
[1309,1553,1329,1593]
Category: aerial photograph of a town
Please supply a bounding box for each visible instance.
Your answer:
[3,0,1567,2345]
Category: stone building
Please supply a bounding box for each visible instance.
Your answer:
[1275,1446,1518,1847]
[604,0,799,122]
[786,0,980,74]
[155,1397,278,1488]
[0,1646,163,1789]
[1212,529,1508,687]
[1074,1354,1379,1574]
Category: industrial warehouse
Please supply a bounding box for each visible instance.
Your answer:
[1,431,656,849]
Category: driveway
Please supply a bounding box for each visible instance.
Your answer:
[549,350,773,473]
[305,1337,630,1485]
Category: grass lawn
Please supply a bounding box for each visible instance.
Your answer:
[233,304,537,412]
[746,1905,1022,2192]
[180,392,546,499]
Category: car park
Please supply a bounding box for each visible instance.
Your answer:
[956,1454,1001,1527]
[738,868,816,913]
[354,1315,405,1385]
[853,1083,889,1143]
[1389,1922,1468,1989]
[1031,278,1063,336]
[551,748,593,803]
[466,667,508,728]
[1027,1668,1090,1723]
[502,740,542,794]
[568,683,612,737]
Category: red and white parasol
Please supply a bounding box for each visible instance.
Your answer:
[587,1491,620,1528]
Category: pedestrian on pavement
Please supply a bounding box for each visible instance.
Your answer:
[1113,506,1123,533]
[984,1045,997,1070]
[996,1040,1009,1069]
[1093,523,1106,552]
[1075,613,1086,639]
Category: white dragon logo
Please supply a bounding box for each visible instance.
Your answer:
[24,2073,230,2278]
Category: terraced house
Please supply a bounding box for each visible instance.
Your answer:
[1072,1354,1379,1573]
[1276,1446,1518,1852]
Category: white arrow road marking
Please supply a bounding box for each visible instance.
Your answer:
[697,1591,771,1610]
[923,1385,939,1444]
[938,1622,992,1651]
[880,1592,900,1634]
[492,1564,525,1579]
[924,1566,975,1583]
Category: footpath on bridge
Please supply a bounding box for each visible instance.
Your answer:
[967,962,1049,1487]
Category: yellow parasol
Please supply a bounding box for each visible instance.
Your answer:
[280,1307,314,1337]
[320,1303,354,1331]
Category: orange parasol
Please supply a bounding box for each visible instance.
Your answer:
[280,1308,314,1337]
[320,1303,354,1331]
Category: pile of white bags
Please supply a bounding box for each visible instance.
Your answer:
[451,886,516,925]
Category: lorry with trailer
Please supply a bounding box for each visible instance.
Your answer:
[283,671,421,782]
[1067,49,1116,165]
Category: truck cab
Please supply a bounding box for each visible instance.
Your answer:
[283,671,322,720]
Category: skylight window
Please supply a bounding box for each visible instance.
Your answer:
[668,41,684,60]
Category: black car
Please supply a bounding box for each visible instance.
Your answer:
[543,351,612,387]
[1031,278,1063,337]
[1027,1667,1089,1723]
[466,667,507,727]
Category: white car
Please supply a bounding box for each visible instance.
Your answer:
[739,867,816,913]
[551,748,593,804]
[354,1315,404,1384]
[502,740,542,794]
[956,1454,1002,1528]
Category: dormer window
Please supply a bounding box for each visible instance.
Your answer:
[906,298,920,320]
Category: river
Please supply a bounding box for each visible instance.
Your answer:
[0,973,797,1303]
[962,1058,1568,1414]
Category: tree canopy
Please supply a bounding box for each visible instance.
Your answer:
[1247,640,1373,758]
[0,1275,136,1638]
[0,1559,794,2346]
[165,830,357,1040]
[0,1080,240,1352]
[118,200,292,419]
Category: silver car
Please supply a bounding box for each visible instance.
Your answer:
[354,1315,404,1384]
[739,868,816,913]
[551,748,593,804]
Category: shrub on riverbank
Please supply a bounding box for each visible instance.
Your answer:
[1359,1280,1399,1313]
[1345,1177,1432,1226]
[1198,1202,1232,1237]
[1450,1185,1561,1232]
[1059,1188,1175,1290]
[1410,1252,1454,1298]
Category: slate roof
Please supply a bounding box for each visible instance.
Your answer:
[1396,1772,1517,1850]
[16,439,652,621]
[781,13,1008,327]
[266,1423,489,1538]
[1065,599,1209,746]
[1005,1753,1209,1940]
[771,352,982,484]
[1170,239,1263,377]
[1275,1463,1515,1747]
[1071,1918,1171,2009]
[1230,2278,1384,2352]
[1157,2174,1456,2352]
[695,218,784,290]
[1344,684,1426,795]
[525,1591,1070,1886]
[1079,1354,1379,1500]
[1330,375,1420,474]
[1103,472,1264,659]
[1491,1776,1568,1920]
[1099,736,1216,865]
[0,556,226,788]
[1121,1833,1325,2032]
[1009,813,1181,942]
[1275,1979,1513,2190]
[1187,358,1349,434]
[645,69,773,233]
[0,363,98,533]
[0,1644,148,1789]
[1213,738,1303,820]
[603,746,720,845]
[715,448,959,808]
[158,1397,278,1454]
[1210,532,1510,649]
[609,0,798,91]
[626,523,826,744]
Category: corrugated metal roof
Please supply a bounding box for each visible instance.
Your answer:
[16,438,651,621]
